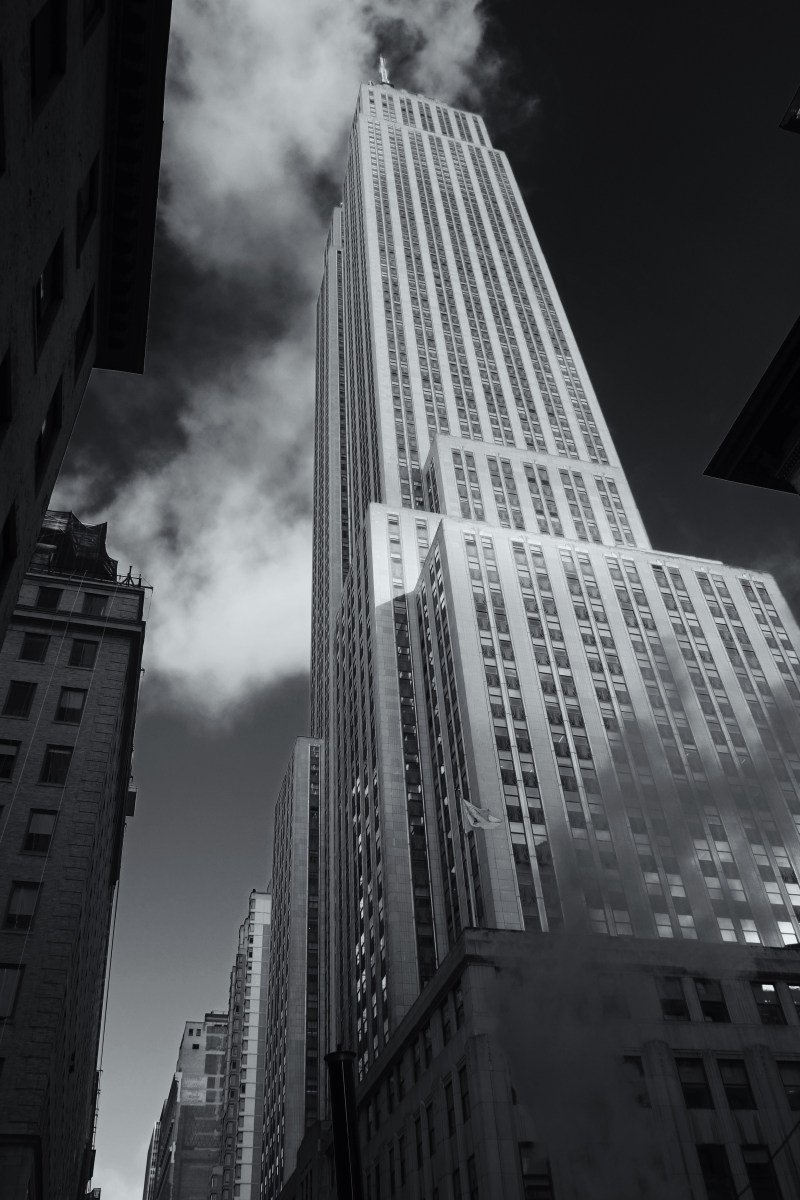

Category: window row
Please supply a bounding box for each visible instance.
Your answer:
[17,632,98,666]
[2,681,86,723]
[657,974,800,1026]
[0,744,72,784]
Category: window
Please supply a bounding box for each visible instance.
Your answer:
[19,633,48,663]
[425,1102,435,1155]
[82,593,107,617]
[622,1056,650,1107]
[34,233,64,348]
[39,745,72,785]
[5,882,41,930]
[696,1145,735,1200]
[741,1146,782,1199]
[36,586,61,610]
[441,1000,452,1045]
[0,965,23,1018]
[752,982,786,1025]
[83,0,105,39]
[0,742,19,781]
[414,1116,422,1168]
[657,976,689,1021]
[718,1058,755,1109]
[459,1065,470,1121]
[3,681,36,719]
[23,806,56,854]
[445,1079,456,1135]
[76,156,100,261]
[676,1057,713,1108]
[55,687,86,724]
[69,639,98,669]
[777,1061,800,1110]
[74,289,95,374]
[30,0,67,112]
[695,978,729,1023]
[0,352,11,435]
[35,379,63,486]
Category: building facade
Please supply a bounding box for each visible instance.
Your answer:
[0,0,171,645]
[262,738,323,1199]
[0,510,146,1200]
[273,79,800,1198]
[210,890,271,1200]
[149,1013,229,1200]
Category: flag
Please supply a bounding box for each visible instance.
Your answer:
[462,799,502,829]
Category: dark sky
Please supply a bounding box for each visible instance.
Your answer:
[59,2,800,1195]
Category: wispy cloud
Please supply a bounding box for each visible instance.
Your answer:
[55,0,494,718]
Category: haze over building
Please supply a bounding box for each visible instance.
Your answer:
[0,510,146,1200]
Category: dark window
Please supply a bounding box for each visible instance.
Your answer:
[0,351,11,433]
[36,586,61,610]
[742,1146,782,1199]
[622,1055,650,1107]
[0,965,23,1018]
[445,1080,456,1135]
[657,976,689,1021]
[34,234,64,346]
[55,687,86,724]
[696,1145,736,1200]
[0,504,17,582]
[3,681,36,719]
[83,0,105,38]
[82,593,107,617]
[695,978,730,1022]
[459,1065,470,1121]
[441,1000,452,1045]
[752,982,786,1025]
[39,745,72,785]
[74,289,95,375]
[24,810,57,853]
[777,1061,800,1110]
[423,1023,432,1067]
[414,1116,422,1168]
[5,881,41,930]
[676,1057,713,1108]
[425,1102,435,1155]
[0,742,19,780]
[19,633,49,663]
[35,379,63,487]
[69,639,98,668]
[76,156,99,263]
[30,0,67,112]
[454,983,465,1028]
[718,1058,755,1109]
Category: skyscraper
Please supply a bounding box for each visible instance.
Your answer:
[276,77,800,1198]
[0,511,146,1200]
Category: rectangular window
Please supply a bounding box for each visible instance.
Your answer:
[55,687,86,724]
[19,633,49,663]
[34,233,64,347]
[5,881,41,930]
[0,741,19,780]
[30,0,67,112]
[696,1145,735,1200]
[414,1115,422,1168]
[425,1102,435,1155]
[718,1058,755,1109]
[676,1057,713,1108]
[39,745,72,785]
[3,681,36,719]
[24,810,57,853]
[778,1061,800,1111]
[0,351,11,433]
[76,156,100,261]
[752,981,786,1025]
[36,586,61,610]
[459,1065,470,1121]
[82,593,107,617]
[0,965,23,1018]
[657,976,689,1021]
[74,289,95,374]
[69,639,98,669]
[695,978,730,1023]
[741,1146,782,1199]
[35,379,63,486]
[445,1079,456,1135]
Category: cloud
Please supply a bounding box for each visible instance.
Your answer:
[55,0,493,718]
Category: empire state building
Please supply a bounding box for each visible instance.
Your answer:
[264,74,800,1200]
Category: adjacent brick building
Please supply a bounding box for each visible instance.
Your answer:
[0,509,146,1199]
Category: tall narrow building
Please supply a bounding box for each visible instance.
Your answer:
[276,78,800,1199]
[0,511,145,1200]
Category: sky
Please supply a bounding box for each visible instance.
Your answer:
[52,1,800,1196]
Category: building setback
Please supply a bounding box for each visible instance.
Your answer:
[149,1013,228,1200]
[263,76,800,1200]
[0,510,145,1200]
[209,890,271,1200]
[262,739,323,1200]
[0,0,171,646]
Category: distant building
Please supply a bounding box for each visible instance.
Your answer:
[149,1013,229,1200]
[262,739,322,1199]
[142,1122,161,1200]
[210,891,271,1200]
[0,0,172,645]
[0,510,146,1200]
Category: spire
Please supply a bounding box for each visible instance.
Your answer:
[378,55,391,86]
